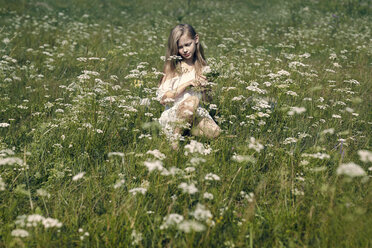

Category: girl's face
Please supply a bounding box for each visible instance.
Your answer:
[177,33,199,62]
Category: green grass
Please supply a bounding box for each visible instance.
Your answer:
[0,0,371,247]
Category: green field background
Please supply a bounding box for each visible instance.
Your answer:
[0,0,371,247]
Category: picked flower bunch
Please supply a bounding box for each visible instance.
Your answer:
[191,66,219,102]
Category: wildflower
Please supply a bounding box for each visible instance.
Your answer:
[146,149,166,160]
[0,123,10,127]
[231,154,256,163]
[190,203,213,221]
[358,150,372,163]
[27,214,44,227]
[178,182,198,194]
[209,104,218,110]
[2,38,10,44]
[129,187,147,195]
[321,128,334,135]
[178,220,206,233]
[0,157,23,166]
[143,160,164,172]
[11,229,29,238]
[224,241,236,248]
[184,167,196,173]
[160,214,184,230]
[189,157,206,165]
[286,91,298,97]
[240,191,254,202]
[72,172,85,181]
[184,140,212,156]
[42,217,63,228]
[0,175,5,191]
[248,137,264,153]
[108,152,125,158]
[113,179,125,189]
[301,153,330,160]
[203,192,214,200]
[288,107,306,115]
[336,162,366,177]
[300,160,309,166]
[205,173,221,181]
[131,230,143,245]
[277,70,290,76]
[36,189,50,198]
[283,137,298,145]
[292,188,304,196]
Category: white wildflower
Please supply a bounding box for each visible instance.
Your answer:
[283,137,298,145]
[160,214,184,230]
[321,128,334,135]
[178,220,206,233]
[178,182,198,194]
[288,107,306,115]
[203,192,214,200]
[36,189,50,198]
[146,149,166,160]
[240,191,254,202]
[113,179,125,189]
[0,157,23,166]
[0,123,10,127]
[131,230,143,245]
[358,150,372,163]
[27,214,44,227]
[129,187,147,195]
[231,154,256,163]
[0,175,5,191]
[286,90,298,97]
[205,173,220,181]
[336,162,366,177]
[190,204,213,221]
[11,229,29,238]
[184,167,196,173]
[72,172,85,181]
[184,140,212,156]
[248,137,264,152]
[42,217,63,228]
[301,153,330,160]
[190,157,206,165]
[108,152,125,158]
[143,160,164,172]
[277,70,290,76]
[292,188,304,196]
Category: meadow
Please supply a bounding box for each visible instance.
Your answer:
[0,0,371,247]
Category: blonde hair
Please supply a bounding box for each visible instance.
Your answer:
[159,24,207,85]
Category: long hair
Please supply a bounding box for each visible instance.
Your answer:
[159,24,207,86]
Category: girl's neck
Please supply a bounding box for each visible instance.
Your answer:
[181,59,194,67]
[180,61,195,72]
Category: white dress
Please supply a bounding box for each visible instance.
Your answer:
[156,69,213,141]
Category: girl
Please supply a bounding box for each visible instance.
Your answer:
[156,24,221,149]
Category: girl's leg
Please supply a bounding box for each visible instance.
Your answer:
[169,96,199,150]
[191,117,221,139]
[176,96,199,124]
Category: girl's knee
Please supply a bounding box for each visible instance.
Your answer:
[185,96,199,107]
[197,118,221,139]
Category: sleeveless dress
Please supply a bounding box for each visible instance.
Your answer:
[156,69,213,141]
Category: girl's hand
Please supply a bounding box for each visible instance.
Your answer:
[189,80,200,87]
[160,90,176,105]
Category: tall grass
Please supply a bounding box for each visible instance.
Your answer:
[0,0,371,247]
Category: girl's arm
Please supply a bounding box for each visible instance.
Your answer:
[160,79,197,105]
